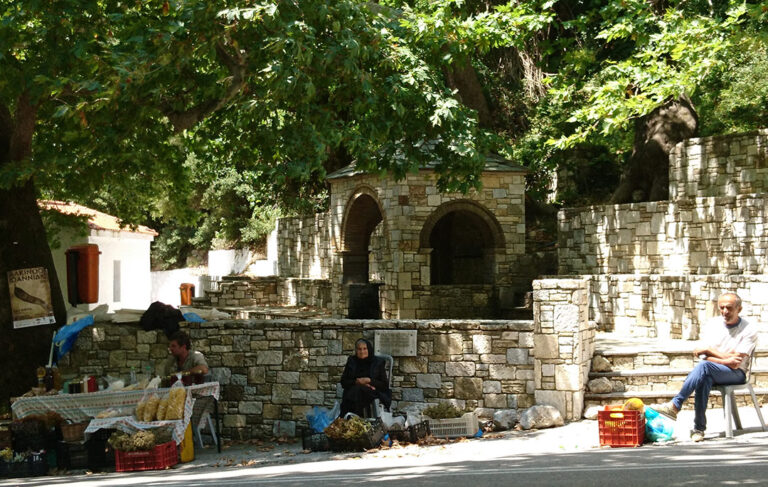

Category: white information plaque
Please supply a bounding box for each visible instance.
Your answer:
[374,330,417,356]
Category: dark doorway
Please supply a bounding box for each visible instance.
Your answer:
[429,210,495,284]
[342,194,383,284]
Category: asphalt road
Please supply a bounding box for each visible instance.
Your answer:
[8,436,768,487]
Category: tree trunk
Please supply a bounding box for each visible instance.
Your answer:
[610,95,698,204]
[444,59,493,128]
[0,97,67,406]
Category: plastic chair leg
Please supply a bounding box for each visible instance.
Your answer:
[195,421,205,448]
[723,390,734,438]
[731,391,743,430]
[206,415,219,447]
[748,385,767,431]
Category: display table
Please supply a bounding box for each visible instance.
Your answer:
[11,382,220,447]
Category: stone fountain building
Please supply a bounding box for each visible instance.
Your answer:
[274,156,531,320]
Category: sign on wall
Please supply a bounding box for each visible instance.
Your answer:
[374,330,417,356]
[7,267,56,329]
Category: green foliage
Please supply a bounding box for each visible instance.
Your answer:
[696,38,768,136]
[422,402,464,419]
[4,0,768,253]
[39,209,89,250]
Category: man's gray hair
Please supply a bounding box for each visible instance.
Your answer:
[719,292,742,307]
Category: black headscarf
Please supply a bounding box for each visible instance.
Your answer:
[351,339,375,376]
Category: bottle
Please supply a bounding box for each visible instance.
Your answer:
[130,367,137,385]
[144,365,153,382]
[52,366,63,391]
[43,368,54,391]
[36,366,45,388]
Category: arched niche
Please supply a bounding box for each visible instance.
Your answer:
[420,200,504,285]
[340,189,384,284]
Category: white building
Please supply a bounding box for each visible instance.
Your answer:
[40,200,157,315]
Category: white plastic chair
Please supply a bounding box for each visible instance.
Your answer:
[369,353,393,418]
[713,353,767,438]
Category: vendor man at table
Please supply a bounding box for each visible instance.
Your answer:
[163,331,209,375]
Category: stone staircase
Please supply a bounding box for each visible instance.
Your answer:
[585,333,768,411]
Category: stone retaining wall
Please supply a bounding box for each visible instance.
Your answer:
[558,194,768,275]
[208,277,279,308]
[412,285,499,319]
[57,319,536,439]
[669,129,768,200]
[586,274,768,340]
[559,130,768,276]
[276,215,333,280]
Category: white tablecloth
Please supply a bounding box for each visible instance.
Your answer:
[12,382,220,445]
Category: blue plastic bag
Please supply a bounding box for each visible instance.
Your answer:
[183,312,205,323]
[54,315,95,362]
[645,406,675,442]
[306,402,340,433]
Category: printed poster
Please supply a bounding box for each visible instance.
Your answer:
[7,267,56,329]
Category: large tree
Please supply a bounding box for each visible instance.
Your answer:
[2,0,767,403]
[0,0,511,401]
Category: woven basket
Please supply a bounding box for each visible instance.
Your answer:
[61,422,89,443]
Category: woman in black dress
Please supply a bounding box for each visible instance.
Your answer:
[340,339,391,417]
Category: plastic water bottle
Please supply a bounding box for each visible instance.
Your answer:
[130,367,137,385]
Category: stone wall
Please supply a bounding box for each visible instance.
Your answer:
[276,215,333,280]
[412,285,500,319]
[587,274,768,340]
[208,277,279,308]
[669,129,768,200]
[532,278,595,421]
[559,131,768,276]
[558,194,768,275]
[277,279,332,309]
[58,318,535,439]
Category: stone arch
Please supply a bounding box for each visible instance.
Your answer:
[340,187,385,283]
[419,200,505,285]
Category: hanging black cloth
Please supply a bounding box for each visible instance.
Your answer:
[339,339,391,417]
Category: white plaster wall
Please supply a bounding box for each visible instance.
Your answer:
[50,229,154,314]
[88,231,153,311]
[150,268,205,306]
[208,227,280,278]
[208,249,252,276]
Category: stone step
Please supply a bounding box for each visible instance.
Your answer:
[589,368,768,378]
[585,389,768,411]
[191,296,211,306]
[589,334,768,407]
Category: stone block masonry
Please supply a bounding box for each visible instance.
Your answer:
[533,277,595,421]
[58,318,535,440]
[586,274,768,340]
[669,129,768,200]
[560,131,768,277]
[557,130,768,340]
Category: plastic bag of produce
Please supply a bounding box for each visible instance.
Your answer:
[143,393,160,422]
[306,402,340,433]
[156,397,169,421]
[645,406,675,442]
[165,381,186,420]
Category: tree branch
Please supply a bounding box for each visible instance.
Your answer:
[164,42,247,132]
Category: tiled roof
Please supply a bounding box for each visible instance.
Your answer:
[38,200,158,236]
[327,153,527,179]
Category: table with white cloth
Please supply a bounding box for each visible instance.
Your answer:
[11,382,220,446]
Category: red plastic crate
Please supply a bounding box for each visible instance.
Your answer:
[598,407,645,447]
[115,441,178,472]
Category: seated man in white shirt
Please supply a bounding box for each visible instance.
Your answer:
[654,292,757,442]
